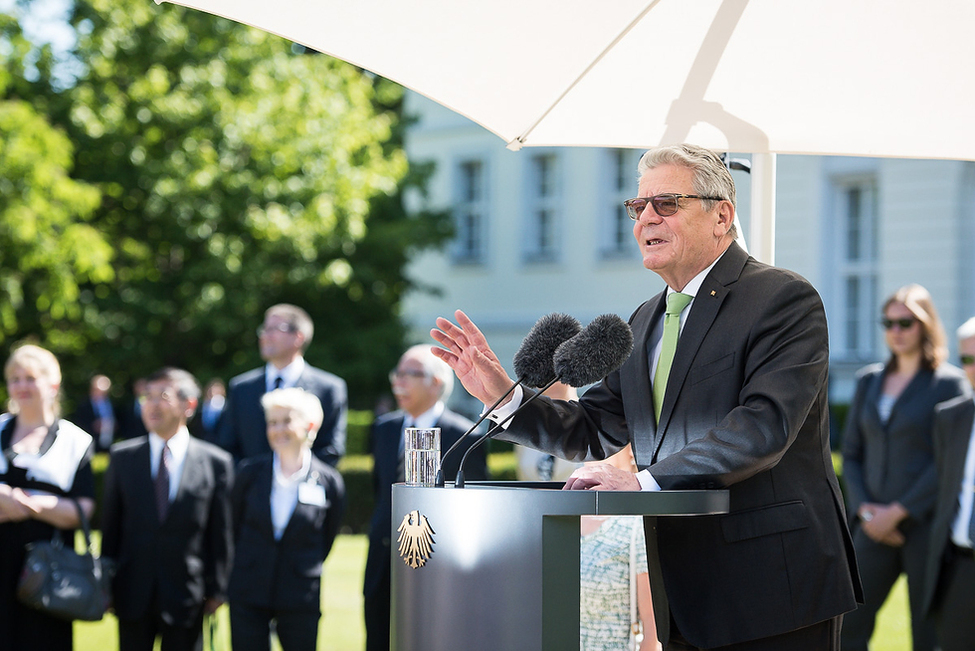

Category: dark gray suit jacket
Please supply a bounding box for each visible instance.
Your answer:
[498,242,861,648]
[228,454,345,612]
[841,363,970,526]
[217,364,347,466]
[922,394,975,614]
[101,436,234,626]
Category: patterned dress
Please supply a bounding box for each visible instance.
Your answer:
[580,516,648,651]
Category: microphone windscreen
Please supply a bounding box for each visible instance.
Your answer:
[512,313,583,387]
[553,314,634,387]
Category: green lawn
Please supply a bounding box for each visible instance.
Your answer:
[74,534,912,651]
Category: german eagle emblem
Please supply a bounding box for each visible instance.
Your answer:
[397,510,435,568]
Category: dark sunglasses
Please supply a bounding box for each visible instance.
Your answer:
[623,193,724,219]
[960,354,975,366]
[880,317,917,331]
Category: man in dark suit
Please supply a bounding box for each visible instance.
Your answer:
[101,367,234,651]
[922,317,975,651]
[363,344,488,651]
[71,373,117,451]
[432,144,861,650]
[217,304,347,466]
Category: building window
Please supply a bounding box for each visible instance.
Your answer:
[601,148,643,259]
[523,153,560,263]
[834,178,879,360]
[452,159,487,264]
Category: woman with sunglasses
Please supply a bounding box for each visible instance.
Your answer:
[840,284,971,651]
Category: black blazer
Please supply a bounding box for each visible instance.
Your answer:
[362,408,488,600]
[101,436,234,626]
[228,454,345,611]
[842,362,970,526]
[217,365,347,466]
[922,394,975,614]
[497,242,862,648]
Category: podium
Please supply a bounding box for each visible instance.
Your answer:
[391,481,728,651]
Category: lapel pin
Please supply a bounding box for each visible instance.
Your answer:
[710,290,716,296]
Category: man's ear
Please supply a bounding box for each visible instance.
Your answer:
[714,200,735,237]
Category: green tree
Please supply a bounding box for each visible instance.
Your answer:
[22,0,449,407]
[0,14,112,358]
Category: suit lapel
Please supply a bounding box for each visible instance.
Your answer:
[170,438,204,522]
[652,243,746,459]
[134,441,161,521]
[624,294,664,469]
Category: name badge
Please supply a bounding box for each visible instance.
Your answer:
[298,482,328,507]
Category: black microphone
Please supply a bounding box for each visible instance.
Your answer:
[454,314,634,487]
[434,313,582,487]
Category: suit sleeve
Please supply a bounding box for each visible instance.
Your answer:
[204,451,235,600]
[840,370,873,517]
[321,468,346,559]
[215,386,242,461]
[311,378,347,467]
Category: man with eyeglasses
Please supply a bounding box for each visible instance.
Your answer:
[922,317,975,651]
[101,367,234,651]
[217,303,347,466]
[432,144,861,650]
[363,345,487,651]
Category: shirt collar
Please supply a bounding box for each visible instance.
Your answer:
[665,247,728,300]
[149,426,190,459]
[406,401,445,430]
[266,357,306,391]
[273,448,312,486]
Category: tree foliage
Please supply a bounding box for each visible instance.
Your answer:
[0,14,112,353]
[0,0,450,409]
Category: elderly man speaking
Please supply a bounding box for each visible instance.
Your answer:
[432,144,861,651]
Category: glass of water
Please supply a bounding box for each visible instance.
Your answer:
[404,427,441,486]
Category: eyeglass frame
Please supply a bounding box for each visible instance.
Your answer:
[880,317,917,331]
[256,323,298,338]
[623,193,725,220]
[388,369,430,384]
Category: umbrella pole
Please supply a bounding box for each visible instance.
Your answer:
[749,153,777,265]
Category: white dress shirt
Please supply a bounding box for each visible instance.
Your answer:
[270,448,312,540]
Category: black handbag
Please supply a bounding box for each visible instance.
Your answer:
[16,498,114,621]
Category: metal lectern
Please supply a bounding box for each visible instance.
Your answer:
[391,481,729,651]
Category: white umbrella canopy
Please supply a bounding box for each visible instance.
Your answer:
[156,0,975,159]
[155,0,975,262]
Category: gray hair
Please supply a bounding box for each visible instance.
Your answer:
[637,144,737,238]
[260,387,324,444]
[403,344,454,402]
[957,316,975,342]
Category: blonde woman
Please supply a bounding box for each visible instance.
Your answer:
[0,344,96,651]
[841,284,971,651]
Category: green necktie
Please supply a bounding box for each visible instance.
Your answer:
[653,292,692,422]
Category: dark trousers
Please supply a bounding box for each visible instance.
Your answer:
[230,602,319,651]
[117,610,204,651]
[932,546,975,651]
[364,566,391,651]
[666,615,842,651]
[841,524,936,651]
